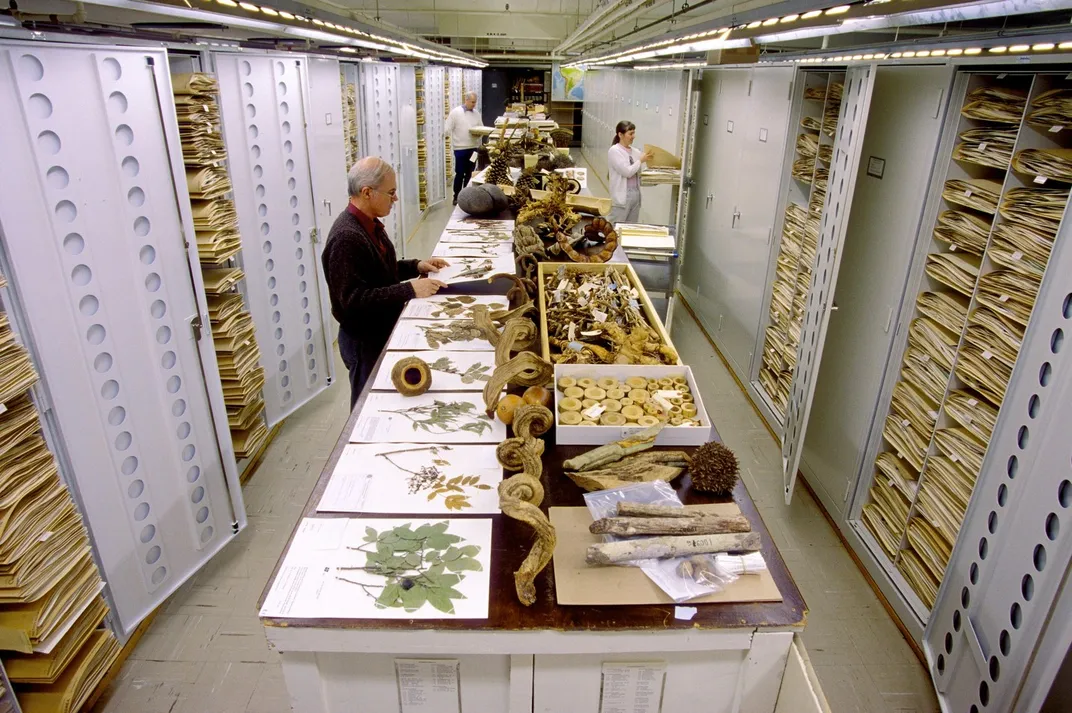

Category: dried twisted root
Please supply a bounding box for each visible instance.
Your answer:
[557,216,618,264]
[516,252,540,280]
[483,351,554,417]
[495,317,538,366]
[490,273,536,310]
[491,303,536,324]
[497,404,556,606]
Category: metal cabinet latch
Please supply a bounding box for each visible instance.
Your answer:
[191,314,203,341]
[311,227,320,244]
[705,193,713,209]
[731,209,741,228]
[323,199,332,216]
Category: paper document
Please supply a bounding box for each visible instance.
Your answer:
[373,352,498,392]
[401,295,507,321]
[386,320,495,352]
[599,662,667,713]
[428,255,515,285]
[351,392,505,444]
[432,241,513,258]
[318,443,502,515]
[259,517,493,620]
[396,659,461,713]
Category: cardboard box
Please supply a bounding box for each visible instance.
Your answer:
[537,262,678,364]
[553,364,713,446]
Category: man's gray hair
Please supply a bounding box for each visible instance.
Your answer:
[465,91,477,101]
[347,157,393,197]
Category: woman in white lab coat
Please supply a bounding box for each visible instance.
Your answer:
[607,120,653,225]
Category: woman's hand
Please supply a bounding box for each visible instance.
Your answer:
[640,149,655,163]
[418,258,450,274]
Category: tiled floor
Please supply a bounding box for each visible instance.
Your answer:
[89,153,939,712]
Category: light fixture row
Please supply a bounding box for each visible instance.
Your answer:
[760,39,1072,64]
[562,4,853,69]
[204,0,487,67]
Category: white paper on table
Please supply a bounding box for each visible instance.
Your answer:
[318,443,503,514]
[432,241,513,258]
[396,660,462,713]
[259,517,493,620]
[438,227,514,243]
[401,294,508,320]
[386,319,494,352]
[351,391,505,444]
[619,235,676,251]
[445,218,515,232]
[374,352,499,391]
[430,254,515,285]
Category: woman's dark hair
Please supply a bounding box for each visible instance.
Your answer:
[612,120,636,145]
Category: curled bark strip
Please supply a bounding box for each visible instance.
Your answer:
[483,352,554,417]
[516,252,540,280]
[491,303,536,324]
[471,305,500,347]
[494,318,538,366]
[496,403,556,606]
[489,273,536,310]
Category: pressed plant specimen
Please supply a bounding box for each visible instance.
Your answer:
[376,445,492,510]
[385,399,493,436]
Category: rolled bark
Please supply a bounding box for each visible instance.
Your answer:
[567,464,684,492]
[562,423,666,471]
[590,515,751,537]
[585,531,762,565]
[616,502,696,518]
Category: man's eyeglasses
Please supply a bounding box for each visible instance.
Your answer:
[369,188,398,199]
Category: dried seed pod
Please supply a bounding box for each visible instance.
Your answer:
[391,356,432,396]
[600,412,627,426]
[670,416,684,426]
[625,376,647,389]
[597,377,619,390]
[658,378,675,388]
[564,386,585,399]
[602,399,622,413]
[557,376,577,390]
[690,441,741,495]
[560,411,583,425]
[584,387,607,400]
[620,398,634,408]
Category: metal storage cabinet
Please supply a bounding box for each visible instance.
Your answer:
[680,66,795,385]
[398,65,420,242]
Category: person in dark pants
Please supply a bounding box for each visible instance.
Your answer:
[444,92,482,204]
[322,157,449,410]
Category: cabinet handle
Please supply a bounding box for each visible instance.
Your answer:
[731,209,741,228]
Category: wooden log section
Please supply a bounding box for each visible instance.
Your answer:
[590,514,752,537]
[616,502,697,518]
[585,531,762,565]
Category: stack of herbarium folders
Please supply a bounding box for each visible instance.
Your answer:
[260,292,515,622]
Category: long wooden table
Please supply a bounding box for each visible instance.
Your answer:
[258,239,823,713]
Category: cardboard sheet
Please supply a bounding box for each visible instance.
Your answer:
[549,504,782,606]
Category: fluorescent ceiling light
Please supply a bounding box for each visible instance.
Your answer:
[278,9,293,18]
[964,47,982,54]
[802,10,822,18]
[825,5,850,14]
[1032,43,1054,51]
[781,14,799,22]
[989,45,1007,52]
[946,48,962,55]
[259,6,277,15]
[238,2,258,10]
[747,20,762,28]
[762,17,778,26]
[1009,44,1029,52]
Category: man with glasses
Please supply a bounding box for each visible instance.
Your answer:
[445,92,482,205]
[323,156,449,409]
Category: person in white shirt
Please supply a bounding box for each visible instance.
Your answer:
[444,92,483,205]
[607,120,653,225]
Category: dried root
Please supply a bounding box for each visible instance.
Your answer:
[390,356,432,396]
[495,317,539,366]
[497,404,556,606]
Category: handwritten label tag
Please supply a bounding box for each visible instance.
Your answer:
[920,354,931,363]
[950,453,960,463]
[967,398,978,407]
[580,330,602,337]
[470,152,478,163]
[1035,175,1048,185]
[39,531,53,543]
[963,414,974,424]
[557,279,568,292]
[1011,250,1023,261]
[583,403,606,420]
[592,309,608,323]
[950,244,958,251]
[978,142,989,152]
[901,419,911,429]
[0,403,6,416]
[982,350,993,360]
[1051,125,1064,133]
[964,189,973,197]
[897,451,905,460]
[568,322,576,341]
[999,294,1010,302]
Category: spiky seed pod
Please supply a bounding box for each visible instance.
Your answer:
[550,152,576,170]
[689,441,740,495]
[391,356,432,396]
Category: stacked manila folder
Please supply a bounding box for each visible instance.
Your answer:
[14,627,120,713]
[207,294,269,455]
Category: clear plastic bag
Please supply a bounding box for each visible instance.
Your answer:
[583,481,739,603]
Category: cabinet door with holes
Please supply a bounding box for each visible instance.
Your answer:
[0,41,245,638]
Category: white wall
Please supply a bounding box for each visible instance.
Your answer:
[581,68,687,226]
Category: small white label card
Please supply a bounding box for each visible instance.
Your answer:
[599,662,667,713]
[445,218,514,232]
[319,443,502,515]
[260,517,493,619]
[352,392,505,444]
[401,294,507,320]
[432,241,514,258]
[396,659,462,713]
[386,319,495,352]
[374,352,498,392]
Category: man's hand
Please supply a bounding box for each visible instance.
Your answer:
[418,258,450,274]
[413,278,448,298]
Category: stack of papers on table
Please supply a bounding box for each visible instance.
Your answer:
[400,295,507,320]
[639,168,681,186]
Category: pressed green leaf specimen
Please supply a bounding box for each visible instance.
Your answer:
[376,445,492,510]
[385,400,493,436]
[337,521,483,614]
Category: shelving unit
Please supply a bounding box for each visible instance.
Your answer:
[756,72,844,420]
[0,275,116,713]
[416,67,427,212]
[858,71,1068,616]
[171,72,269,460]
[341,68,360,169]
[420,66,446,211]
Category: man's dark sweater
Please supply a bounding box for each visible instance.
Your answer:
[322,205,419,348]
